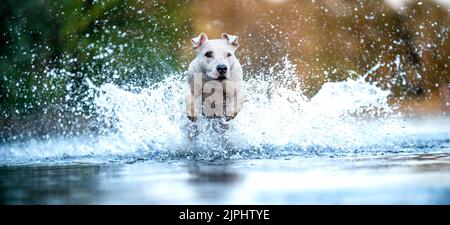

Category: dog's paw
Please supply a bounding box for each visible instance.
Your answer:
[225,115,236,121]
[187,116,197,122]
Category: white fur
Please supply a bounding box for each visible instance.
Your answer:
[186,33,245,121]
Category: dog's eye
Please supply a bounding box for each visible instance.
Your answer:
[227,52,232,57]
[204,51,213,58]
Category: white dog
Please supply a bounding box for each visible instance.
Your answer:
[185,33,245,122]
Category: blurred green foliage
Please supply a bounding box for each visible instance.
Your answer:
[0,0,192,119]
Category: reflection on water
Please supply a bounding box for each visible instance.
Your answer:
[187,162,240,202]
[0,165,103,204]
[1,151,450,204]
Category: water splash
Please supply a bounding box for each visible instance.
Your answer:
[1,58,449,166]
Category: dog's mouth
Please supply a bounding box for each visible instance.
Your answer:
[217,74,227,81]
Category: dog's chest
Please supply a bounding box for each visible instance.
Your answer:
[201,81,230,115]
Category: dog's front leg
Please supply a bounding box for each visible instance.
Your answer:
[185,87,202,122]
[185,70,205,122]
[224,80,245,121]
[185,83,202,142]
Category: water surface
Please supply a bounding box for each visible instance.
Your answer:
[1,65,449,204]
[1,147,450,204]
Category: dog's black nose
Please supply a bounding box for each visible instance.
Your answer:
[216,64,227,75]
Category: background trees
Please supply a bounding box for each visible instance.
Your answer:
[1,0,448,137]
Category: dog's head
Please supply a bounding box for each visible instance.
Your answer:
[191,33,240,80]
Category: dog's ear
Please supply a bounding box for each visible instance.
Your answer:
[221,33,239,48]
[192,33,208,50]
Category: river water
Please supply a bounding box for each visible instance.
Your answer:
[1,61,449,204]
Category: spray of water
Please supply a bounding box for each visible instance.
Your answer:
[0,57,449,165]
